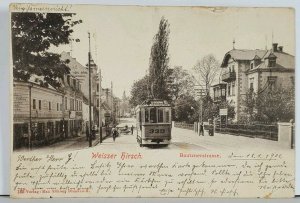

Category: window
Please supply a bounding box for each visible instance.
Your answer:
[158,109,164,123]
[38,100,41,110]
[250,63,254,69]
[49,102,51,110]
[70,99,74,111]
[57,103,59,111]
[32,99,36,109]
[73,79,76,88]
[228,82,231,96]
[249,78,254,91]
[144,109,149,122]
[269,59,276,67]
[232,65,235,72]
[232,82,235,96]
[139,111,142,123]
[97,99,99,107]
[97,84,99,92]
[221,89,226,97]
[165,109,170,123]
[65,97,68,110]
[150,108,157,123]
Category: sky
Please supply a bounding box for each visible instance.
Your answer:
[51,5,295,98]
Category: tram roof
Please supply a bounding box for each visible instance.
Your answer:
[135,99,171,109]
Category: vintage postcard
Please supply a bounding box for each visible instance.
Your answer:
[10,3,295,198]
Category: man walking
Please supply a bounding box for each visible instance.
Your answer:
[131,125,134,135]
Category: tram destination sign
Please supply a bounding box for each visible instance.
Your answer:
[146,100,169,106]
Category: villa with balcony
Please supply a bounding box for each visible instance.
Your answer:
[214,43,294,122]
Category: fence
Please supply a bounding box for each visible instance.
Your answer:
[215,123,278,141]
[174,122,194,130]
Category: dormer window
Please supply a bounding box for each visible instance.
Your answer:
[267,53,277,67]
[250,62,254,69]
[269,59,276,67]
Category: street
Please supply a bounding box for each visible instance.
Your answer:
[16,117,292,154]
[96,118,291,152]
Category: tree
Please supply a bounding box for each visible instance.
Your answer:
[129,75,149,107]
[193,54,220,96]
[11,13,82,88]
[255,87,294,123]
[168,66,194,100]
[242,86,294,123]
[173,95,199,123]
[199,95,235,122]
[148,17,171,100]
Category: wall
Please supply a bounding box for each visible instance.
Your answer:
[14,82,63,121]
[278,122,294,149]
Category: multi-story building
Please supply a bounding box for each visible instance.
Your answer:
[60,74,84,138]
[60,51,98,127]
[215,43,294,122]
[13,74,83,150]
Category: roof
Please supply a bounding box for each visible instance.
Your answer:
[262,50,294,69]
[221,49,267,67]
[221,48,295,71]
[212,82,227,87]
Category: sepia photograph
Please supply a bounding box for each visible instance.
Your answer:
[9,4,296,198]
[11,5,295,153]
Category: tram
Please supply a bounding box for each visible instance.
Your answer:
[135,99,172,147]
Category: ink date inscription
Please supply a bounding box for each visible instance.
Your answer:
[11,151,294,198]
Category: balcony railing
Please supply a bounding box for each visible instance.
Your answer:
[213,95,226,103]
[222,71,236,82]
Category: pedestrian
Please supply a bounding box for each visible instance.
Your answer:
[131,125,134,135]
[200,122,204,136]
[112,126,118,142]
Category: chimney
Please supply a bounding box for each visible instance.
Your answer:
[278,46,283,52]
[272,43,278,52]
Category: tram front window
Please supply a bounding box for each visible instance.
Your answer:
[145,109,149,122]
[158,108,164,123]
[150,108,157,123]
[165,109,170,123]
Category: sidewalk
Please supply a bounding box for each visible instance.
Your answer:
[172,127,293,152]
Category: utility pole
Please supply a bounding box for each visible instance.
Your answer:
[88,32,92,147]
[28,84,32,150]
[194,85,205,136]
[99,69,102,143]
[111,81,114,124]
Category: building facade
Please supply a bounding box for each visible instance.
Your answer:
[216,43,294,122]
[60,51,99,128]
[13,73,83,150]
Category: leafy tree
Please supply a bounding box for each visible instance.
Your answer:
[129,75,149,107]
[255,87,294,123]
[242,86,294,123]
[11,12,82,88]
[168,66,194,100]
[199,95,235,122]
[148,17,171,100]
[173,95,199,123]
[193,54,220,96]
